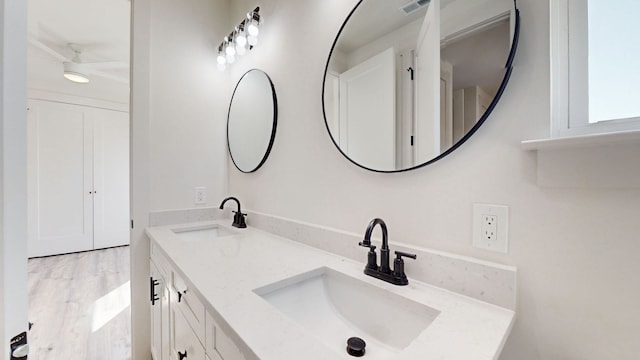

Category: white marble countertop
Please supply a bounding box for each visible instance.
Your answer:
[146,221,515,360]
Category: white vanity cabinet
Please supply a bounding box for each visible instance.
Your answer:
[205,311,247,360]
[170,302,206,360]
[150,246,171,360]
[169,267,206,360]
[150,241,249,360]
[171,269,206,342]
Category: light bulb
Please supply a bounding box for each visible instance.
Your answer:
[247,35,258,46]
[236,32,247,47]
[246,11,261,37]
[247,22,259,37]
[217,53,226,65]
[235,30,247,55]
[225,42,236,56]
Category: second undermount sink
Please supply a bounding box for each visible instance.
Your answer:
[171,225,237,242]
[254,267,440,359]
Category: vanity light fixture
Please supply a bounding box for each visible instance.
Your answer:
[217,7,262,71]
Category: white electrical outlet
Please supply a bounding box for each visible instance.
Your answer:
[473,204,509,253]
[481,214,497,241]
[194,186,207,205]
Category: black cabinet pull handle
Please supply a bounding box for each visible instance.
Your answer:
[178,350,187,360]
[149,277,160,305]
[177,290,186,303]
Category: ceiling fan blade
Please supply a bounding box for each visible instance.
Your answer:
[82,61,129,70]
[28,34,70,62]
[89,69,129,84]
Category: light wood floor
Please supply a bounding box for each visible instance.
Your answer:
[28,246,132,360]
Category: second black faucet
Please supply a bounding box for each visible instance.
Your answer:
[359,218,416,286]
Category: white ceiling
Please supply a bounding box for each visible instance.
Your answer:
[334,0,511,95]
[337,0,427,54]
[27,0,131,104]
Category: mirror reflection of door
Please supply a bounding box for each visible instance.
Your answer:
[324,0,516,172]
[339,48,395,170]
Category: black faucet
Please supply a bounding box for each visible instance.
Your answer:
[218,197,247,228]
[359,218,416,286]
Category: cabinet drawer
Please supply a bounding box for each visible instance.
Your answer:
[172,269,206,344]
[172,304,206,360]
[206,311,247,360]
[150,241,171,279]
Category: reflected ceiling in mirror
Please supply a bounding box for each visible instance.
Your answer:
[228,69,278,173]
[322,0,519,172]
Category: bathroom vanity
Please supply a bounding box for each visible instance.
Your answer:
[146,221,515,360]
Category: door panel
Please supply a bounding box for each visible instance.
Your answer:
[27,99,129,257]
[171,304,206,360]
[28,100,93,257]
[339,47,396,170]
[93,108,130,249]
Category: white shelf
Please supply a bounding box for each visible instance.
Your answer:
[521,129,640,151]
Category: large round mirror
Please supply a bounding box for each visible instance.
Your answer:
[228,69,278,173]
[323,0,519,172]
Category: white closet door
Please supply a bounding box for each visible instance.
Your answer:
[92,108,130,249]
[27,99,94,257]
[339,47,396,171]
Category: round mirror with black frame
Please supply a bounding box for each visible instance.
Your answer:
[227,69,278,173]
[322,0,520,173]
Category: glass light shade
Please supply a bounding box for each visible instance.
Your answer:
[247,35,258,46]
[63,62,90,83]
[64,72,90,83]
[225,41,236,56]
[247,22,259,37]
[236,31,247,47]
[217,53,226,65]
[226,53,236,64]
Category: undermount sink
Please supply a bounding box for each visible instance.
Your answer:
[254,267,440,359]
[171,225,236,242]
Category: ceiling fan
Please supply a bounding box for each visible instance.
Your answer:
[28,35,129,84]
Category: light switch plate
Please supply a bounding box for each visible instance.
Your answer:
[473,203,509,253]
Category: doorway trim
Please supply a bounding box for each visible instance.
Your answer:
[1,0,29,355]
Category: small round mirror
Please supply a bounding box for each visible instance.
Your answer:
[323,0,519,172]
[227,69,278,173]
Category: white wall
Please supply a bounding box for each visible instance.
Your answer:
[147,0,229,211]
[223,0,640,359]
[0,0,29,357]
[136,0,640,358]
[131,0,231,357]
